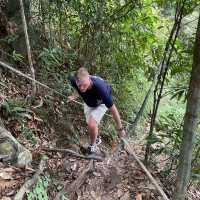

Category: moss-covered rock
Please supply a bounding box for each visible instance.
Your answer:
[0,126,32,167]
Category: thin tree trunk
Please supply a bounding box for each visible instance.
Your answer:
[173,11,200,200]
[19,0,36,96]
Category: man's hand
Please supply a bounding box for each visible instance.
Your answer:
[109,105,127,138]
[118,128,127,138]
[67,95,77,103]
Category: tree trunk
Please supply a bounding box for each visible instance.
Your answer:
[173,12,200,200]
[19,0,36,96]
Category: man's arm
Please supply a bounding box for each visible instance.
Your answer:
[109,104,126,137]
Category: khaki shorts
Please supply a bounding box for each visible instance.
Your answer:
[84,103,108,124]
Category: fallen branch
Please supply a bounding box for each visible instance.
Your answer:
[42,147,103,161]
[55,160,93,200]
[14,159,46,200]
[121,138,169,200]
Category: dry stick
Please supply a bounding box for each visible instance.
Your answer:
[42,147,103,162]
[55,160,93,200]
[19,0,36,96]
[14,159,46,200]
[121,138,169,200]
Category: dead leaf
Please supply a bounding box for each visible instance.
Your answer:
[0,172,12,180]
[90,191,101,200]
[28,121,37,129]
[0,179,17,190]
[1,167,15,173]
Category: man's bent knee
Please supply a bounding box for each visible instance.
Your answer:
[87,116,97,130]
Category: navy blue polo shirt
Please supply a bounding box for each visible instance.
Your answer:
[69,75,113,108]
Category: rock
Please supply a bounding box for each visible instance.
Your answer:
[0,137,18,162]
[17,150,32,168]
[0,127,32,167]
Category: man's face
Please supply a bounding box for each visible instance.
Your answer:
[76,76,90,92]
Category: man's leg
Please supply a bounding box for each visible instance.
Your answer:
[87,116,98,145]
[84,104,107,153]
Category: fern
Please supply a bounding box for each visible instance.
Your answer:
[27,176,49,200]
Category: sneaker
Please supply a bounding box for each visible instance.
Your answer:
[87,144,97,154]
[96,136,102,145]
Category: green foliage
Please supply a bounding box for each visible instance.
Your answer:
[0,99,28,119]
[156,112,183,149]
[12,50,24,62]
[164,84,188,102]
[0,99,37,143]
[145,100,185,171]
[0,34,19,44]
[154,100,185,150]
[20,124,37,144]
[149,99,198,178]
[27,176,49,200]
[39,47,64,68]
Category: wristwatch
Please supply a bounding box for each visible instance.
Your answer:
[117,127,124,131]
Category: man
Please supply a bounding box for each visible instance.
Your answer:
[68,67,126,154]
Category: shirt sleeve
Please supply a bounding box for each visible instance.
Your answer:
[96,83,113,108]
